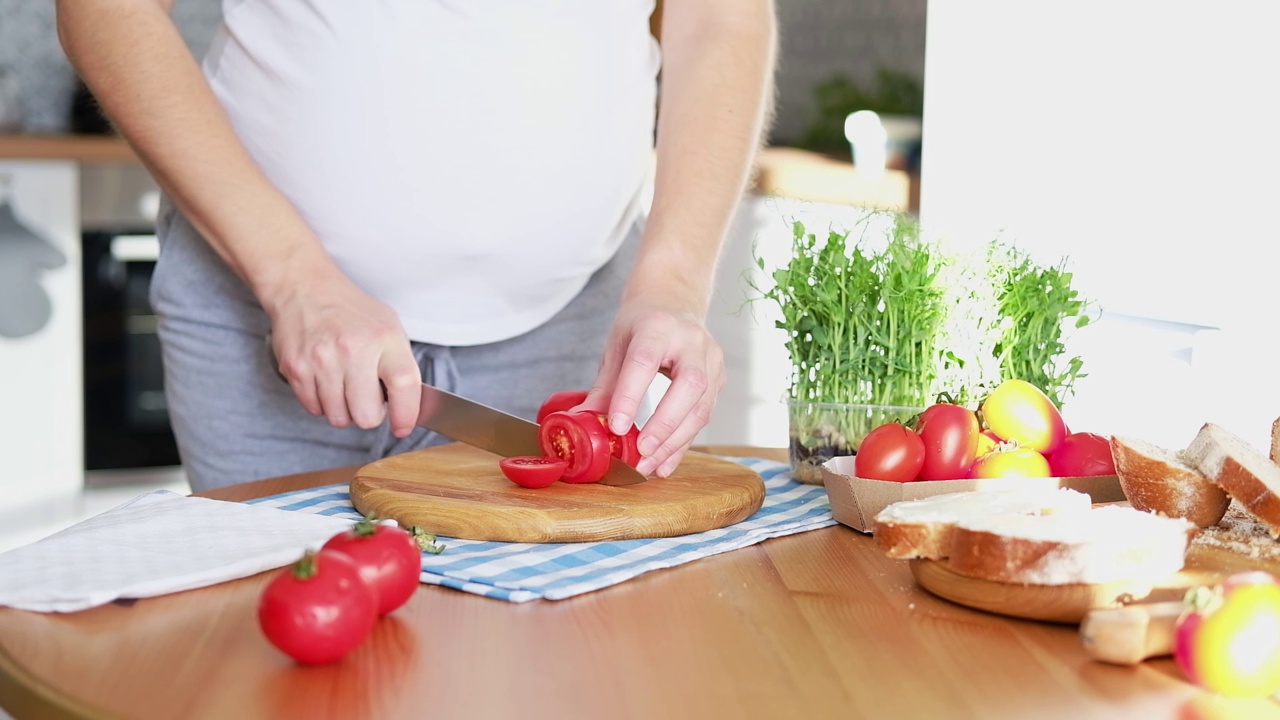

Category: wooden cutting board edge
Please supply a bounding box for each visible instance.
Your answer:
[349,447,767,544]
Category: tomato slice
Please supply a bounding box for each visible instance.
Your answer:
[589,413,642,467]
[536,390,590,424]
[538,411,613,484]
[499,456,567,488]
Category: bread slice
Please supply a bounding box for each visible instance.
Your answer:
[1110,435,1230,528]
[1271,416,1280,465]
[946,505,1197,585]
[872,488,1092,559]
[1184,422,1280,537]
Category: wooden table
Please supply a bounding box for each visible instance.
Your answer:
[1,448,1278,720]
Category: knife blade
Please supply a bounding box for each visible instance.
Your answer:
[416,383,647,487]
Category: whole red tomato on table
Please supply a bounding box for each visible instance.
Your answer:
[915,403,981,481]
[1047,432,1116,477]
[322,516,424,616]
[258,549,377,665]
[855,422,926,482]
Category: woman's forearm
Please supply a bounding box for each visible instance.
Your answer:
[627,0,778,313]
[55,0,341,313]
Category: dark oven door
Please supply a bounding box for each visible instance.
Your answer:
[82,230,181,470]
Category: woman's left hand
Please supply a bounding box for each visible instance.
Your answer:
[582,299,725,477]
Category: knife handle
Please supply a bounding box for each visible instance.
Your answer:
[1079,601,1183,665]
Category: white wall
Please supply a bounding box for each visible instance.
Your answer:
[0,161,83,509]
[918,2,1280,451]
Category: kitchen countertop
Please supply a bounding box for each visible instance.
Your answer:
[0,133,912,210]
[1,445,1268,720]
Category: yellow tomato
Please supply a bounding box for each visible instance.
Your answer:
[1176,577,1280,698]
[968,446,1051,478]
[980,379,1068,454]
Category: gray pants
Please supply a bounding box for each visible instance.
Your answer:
[150,199,641,492]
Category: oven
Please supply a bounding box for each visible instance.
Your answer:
[80,163,181,471]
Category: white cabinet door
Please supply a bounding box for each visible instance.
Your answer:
[0,160,82,510]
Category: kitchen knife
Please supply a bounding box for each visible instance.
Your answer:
[262,333,645,486]
[415,382,646,486]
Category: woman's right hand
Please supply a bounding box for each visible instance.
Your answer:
[266,268,422,438]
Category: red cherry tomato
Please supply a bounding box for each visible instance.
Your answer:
[258,550,377,665]
[539,410,613,484]
[915,403,981,481]
[1175,572,1280,697]
[855,423,927,483]
[969,446,1051,478]
[499,455,568,488]
[321,517,423,616]
[1047,432,1116,477]
[980,379,1068,454]
[536,390,589,424]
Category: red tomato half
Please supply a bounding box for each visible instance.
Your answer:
[536,390,589,424]
[322,517,423,616]
[855,423,927,483]
[258,550,377,665]
[980,379,1068,454]
[499,456,567,488]
[539,410,613,484]
[1047,432,1116,477]
[916,403,981,481]
[969,446,1051,478]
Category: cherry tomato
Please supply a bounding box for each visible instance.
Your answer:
[1175,572,1280,697]
[536,390,589,424]
[855,423,927,483]
[1047,432,1116,477]
[499,455,568,488]
[980,379,1068,454]
[539,410,613,484]
[321,517,422,616]
[915,403,981,481]
[258,550,377,665]
[969,446,1051,478]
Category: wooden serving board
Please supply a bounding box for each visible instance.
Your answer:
[349,443,766,543]
[909,541,1280,625]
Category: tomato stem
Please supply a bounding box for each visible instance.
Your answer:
[352,513,380,537]
[1183,584,1224,616]
[291,550,319,580]
[411,526,446,555]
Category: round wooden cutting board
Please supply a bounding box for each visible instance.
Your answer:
[908,559,1227,625]
[349,443,767,543]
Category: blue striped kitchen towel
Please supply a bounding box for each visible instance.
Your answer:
[247,457,836,602]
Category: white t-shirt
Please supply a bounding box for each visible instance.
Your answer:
[203,1,660,345]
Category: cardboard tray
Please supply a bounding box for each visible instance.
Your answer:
[819,455,1125,534]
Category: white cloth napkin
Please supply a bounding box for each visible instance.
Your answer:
[0,489,355,613]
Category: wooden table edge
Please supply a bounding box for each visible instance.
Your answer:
[0,445,792,719]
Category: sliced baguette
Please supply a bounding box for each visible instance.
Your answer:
[1184,422,1280,537]
[1110,434,1230,528]
[1271,416,1280,465]
[946,505,1197,585]
[873,488,1093,559]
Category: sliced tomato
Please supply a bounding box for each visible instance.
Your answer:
[499,456,567,488]
[536,390,589,424]
[538,411,613,484]
[589,413,642,467]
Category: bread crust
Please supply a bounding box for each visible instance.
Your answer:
[1185,422,1280,537]
[1271,416,1280,465]
[874,521,951,560]
[1110,435,1229,528]
[946,528,1070,584]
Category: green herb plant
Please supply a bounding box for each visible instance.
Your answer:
[752,212,950,480]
